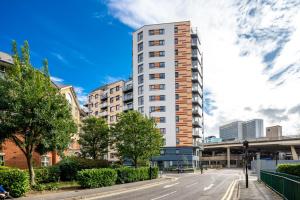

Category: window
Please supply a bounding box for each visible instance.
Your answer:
[149,29,154,35]
[160,128,166,134]
[175,61,178,67]
[138,106,144,113]
[175,38,178,44]
[159,117,166,123]
[176,138,180,145]
[176,116,179,122]
[138,64,143,73]
[149,73,165,80]
[138,53,143,63]
[174,27,178,33]
[175,49,178,55]
[176,127,179,133]
[149,52,155,57]
[110,88,114,94]
[0,155,4,166]
[41,156,50,167]
[138,42,143,52]
[159,51,165,57]
[89,95,93,102]
[176,149,180,154]
[159,29,164,34]
[116,95,120,101]
[138,31,143,41]
[160,95,166,101]
[110,97,114,103]
[149,41,154,46]
[116,86,120,91]
[110,106,114,112]
[149,40,165,46]
[149,84,165,91]
[175,83,179,89]
[95,111,98,116]
[150,106,165,112]
[149,95,165,101]
[110,116,114,122]
[138,96,144,106]
[159,40,165,45]
[176,105,179,111]
[116,105,120,111]
[138,85,144,95]
[176,94,179,99]
[138,75,144,84]
[95,94,99,99]
[95,102,98,108]
[160,150,165,155]
[175,72,179,78]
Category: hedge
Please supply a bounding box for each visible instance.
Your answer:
[116,167,158,184]
[77,168,117,188]
[35,165,61,183]
[0,169,30,197]
[277,163,300,177]
[58,157,109,181]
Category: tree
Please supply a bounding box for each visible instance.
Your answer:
[79,117,110,160]
[111,111,163,168]
[0,41,77,185]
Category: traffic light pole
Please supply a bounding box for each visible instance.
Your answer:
[243,140,249,188]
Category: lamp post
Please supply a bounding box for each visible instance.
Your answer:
[243,140,249,188]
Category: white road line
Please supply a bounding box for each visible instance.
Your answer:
[150,191,177,200]
[226,180,237,200]
[203,183,214,191]
[163,182,179,188]
[185,182,198,188]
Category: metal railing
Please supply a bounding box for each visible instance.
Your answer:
[260,170,300,200]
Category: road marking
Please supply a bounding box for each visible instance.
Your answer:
[220,179,238,200]
[163,182,179,188]
[150,191,177,200]
[220,180,235,200]
[203,183,214,191]
[227,180,237,200]
[185,182,198,188]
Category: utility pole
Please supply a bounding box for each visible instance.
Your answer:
[243,140,249,188]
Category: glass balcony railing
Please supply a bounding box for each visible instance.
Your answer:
[101,93,108,100]
[100,102,108,108]
[123,84,133,92]
[124,103,133,111]
[123,93,133,101]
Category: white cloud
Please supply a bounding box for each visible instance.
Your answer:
[50,76,64,83]
[51,52,68,64]
[102,75,125,84]
[107,0,300,136]
[74,86,88,106]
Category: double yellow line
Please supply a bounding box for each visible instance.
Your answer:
[221,179,238,200]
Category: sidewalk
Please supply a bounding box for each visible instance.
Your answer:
[18,177,174,200]
[237,174,282,200]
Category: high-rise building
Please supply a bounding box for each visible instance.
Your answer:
[86,79,133,161]
[219,121,244,141]
[242,119,264,139]
[219,119,264,141]
[132,21,203,169]
[266,125,282,138]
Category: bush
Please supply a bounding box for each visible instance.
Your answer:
[0,166,11,171]
[32,182,59,191]
[277,163,300,177]
[57,157,109,181]
[77,168,117,188]
[34,165,61,183]
[0,169,30,197]
[116,167,158,184]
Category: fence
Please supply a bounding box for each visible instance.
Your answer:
[260,170,300,200]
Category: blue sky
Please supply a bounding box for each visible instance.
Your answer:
[1,0,300,136]
[1,0,133,102]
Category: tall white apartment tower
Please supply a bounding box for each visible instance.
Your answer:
[132,21,203,169]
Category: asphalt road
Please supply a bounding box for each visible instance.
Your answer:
[89,169,242,200]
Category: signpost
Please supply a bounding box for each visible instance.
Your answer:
[243,140,249,188]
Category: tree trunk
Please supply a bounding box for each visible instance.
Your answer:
[26,153,36,186]
[134,157,138,168]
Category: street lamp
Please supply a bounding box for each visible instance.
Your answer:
[243,140,249,188]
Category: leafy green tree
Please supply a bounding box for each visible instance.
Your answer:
[79,117,110,160]
[0,41,77,185]
[111,111,163,168]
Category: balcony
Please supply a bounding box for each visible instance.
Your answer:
[193,140,201,148]
[123,84,133,92]
[192,49,201,60]
[123,103,133,111]
[191,37,199,47]
[192,106,202,117]
[193,128,201,137]
[123,93,133,102]
[192,96,202,107]
[101,93,108,100]
[193,118,201,127]
[99,111,108,117]
[100,102,108,108]
[192,72,201,82]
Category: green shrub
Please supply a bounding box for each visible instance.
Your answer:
[32,183,46,191]
[277,163,300,177]
[32,182,59,191]
[77,168,117,188]
[0,169,30,197]
[34,165,61,183]
[116,167,158,184]
[57,157,109,181]
[151,166,159,179]
[0,166,11,171]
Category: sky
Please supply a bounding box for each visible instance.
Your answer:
[1,0,300,136]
